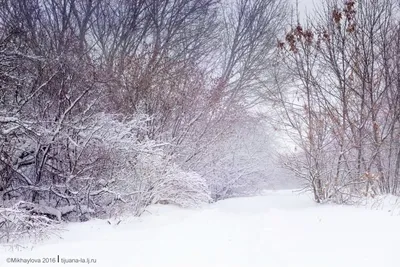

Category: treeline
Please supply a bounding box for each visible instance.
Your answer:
[277,0,400,203]
[0,0,287,241]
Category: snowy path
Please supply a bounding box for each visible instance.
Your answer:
[1,190,400,267]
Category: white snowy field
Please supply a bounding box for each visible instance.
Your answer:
[1,190,400,267]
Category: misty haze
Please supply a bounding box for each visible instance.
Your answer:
[1,0,400,266]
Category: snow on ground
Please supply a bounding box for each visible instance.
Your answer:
[1,190,400,267]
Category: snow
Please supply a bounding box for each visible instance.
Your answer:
[1,190,400,267]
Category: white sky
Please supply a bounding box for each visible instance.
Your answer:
[294,0,321,21]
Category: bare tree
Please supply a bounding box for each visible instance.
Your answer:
[0,0,289,242]
[277,0,400,202]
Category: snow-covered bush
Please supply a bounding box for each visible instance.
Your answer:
[0,201,61,243]
[138,154,211,208]
[153,168,211,207]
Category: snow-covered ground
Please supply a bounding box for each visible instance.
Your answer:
[1,190,400,267]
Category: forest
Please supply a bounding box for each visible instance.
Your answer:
[1,0,400,244]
